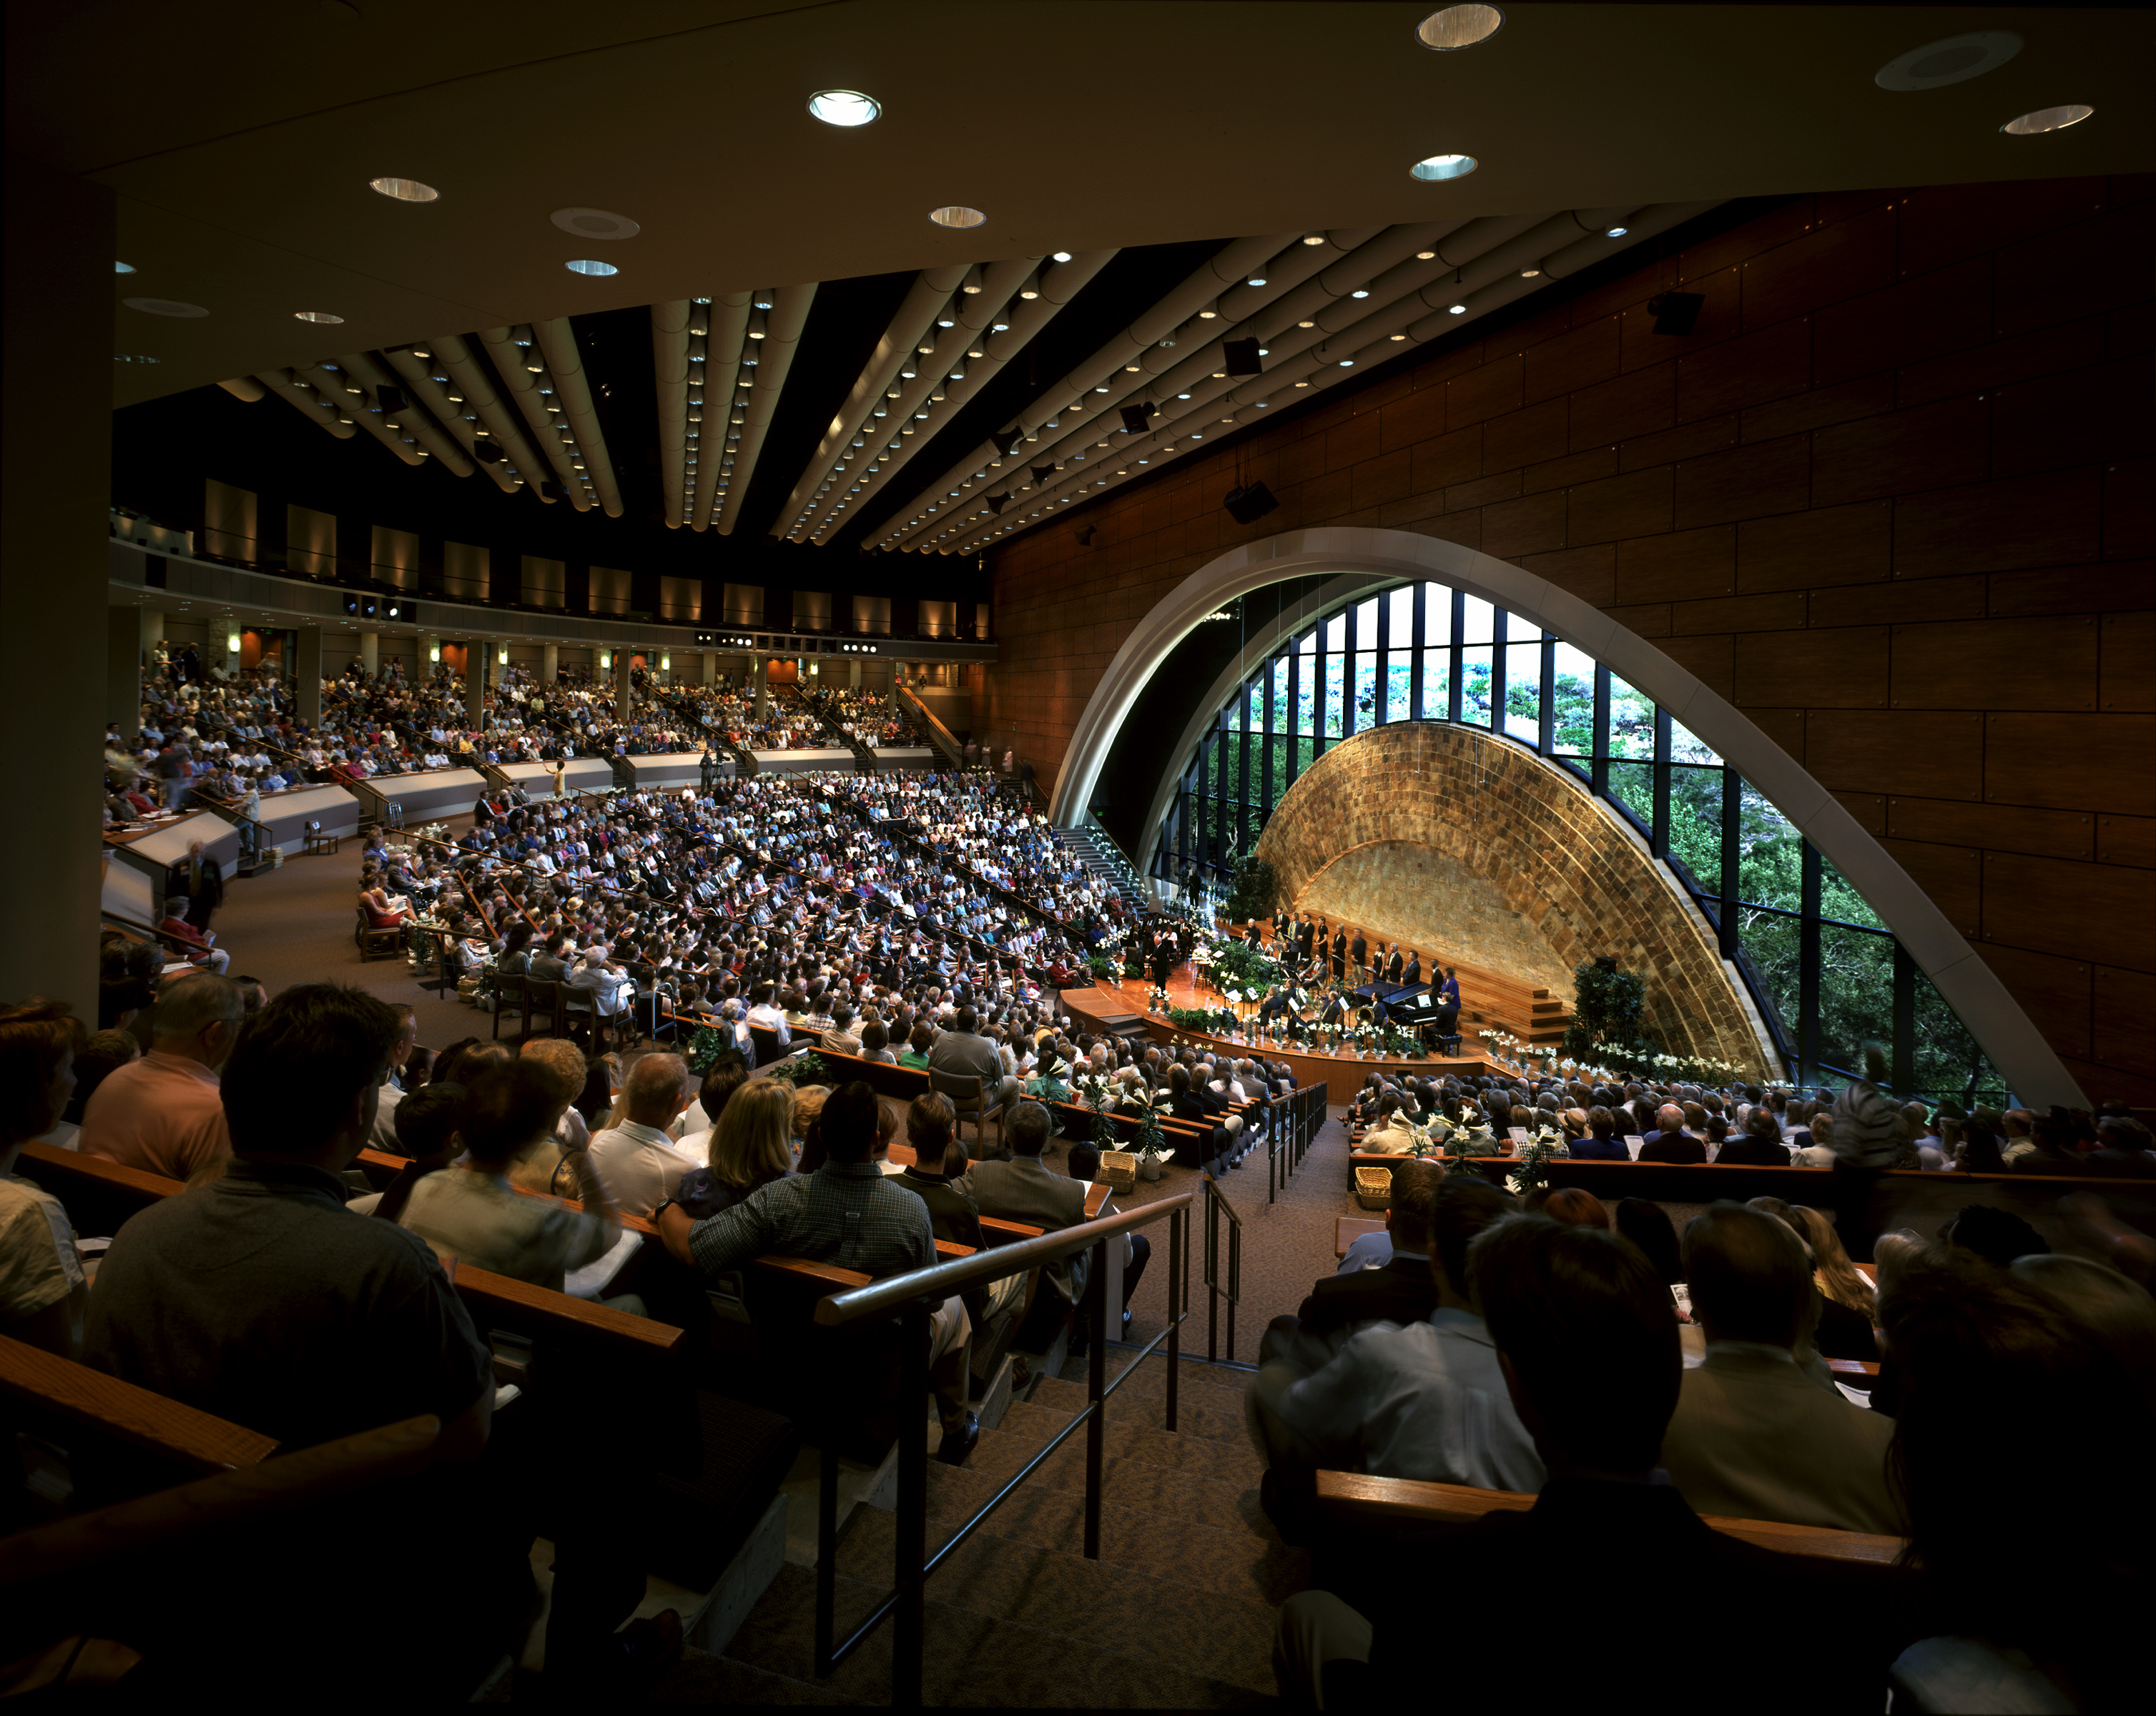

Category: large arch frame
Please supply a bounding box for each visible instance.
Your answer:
[1048,526,2083,1110]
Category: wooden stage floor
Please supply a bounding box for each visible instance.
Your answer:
[1059,975,1493,1106]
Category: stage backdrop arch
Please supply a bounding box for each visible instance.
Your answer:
[1046,525,2082,1110]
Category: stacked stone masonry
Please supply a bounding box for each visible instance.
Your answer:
[987,176,2156,1102]
[1255,724,1768,1078]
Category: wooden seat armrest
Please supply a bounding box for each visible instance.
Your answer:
[933,1238,974,1259]
[1083,1183,1112,1219]
[1336,1216,1387,1257]
[450,1265,685,1356]
[504,1178,660,1238]
[0,1335,279,1476]
[748,1253,872,1291]
[978,1216,1046,1241]
[17,1142,184,1204]
[1826,1358,1881,1378]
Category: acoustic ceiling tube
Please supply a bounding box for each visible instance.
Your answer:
[827,249,1117,547]
[689,290,752,532]
[950,204,1718,553]
[773,263,971,537]
[652,300,691,527]
[333,349,476,478]
[428,332,558,500]
[300,361,423,467]
[254,370,355,438]
[872,232,1289,550]
[480,325,590,511]
[217,376,267,403]
[535,318,624,518]
[714,282,817,536]
[378,347,514,491]
[792,255,1041,541]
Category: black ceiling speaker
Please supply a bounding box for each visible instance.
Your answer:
[1224,480,1278,526]
[1222,337,1263,375]
[472,440,506,463]
[1648,292,1705,337]
[991,423,1025,455]
[987,492,1010,514]
[1118,400,1157,434]
[375,384,410,413]
[1033,465,1057,488]
[1075,526,1096,547]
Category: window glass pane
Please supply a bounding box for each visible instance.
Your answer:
[1608,760,1652,830]
[1388,586,1414,642]
[1422,647,1451,720]
[1670,718,1720,766]
[1911,967,2012,1110]
[1668,765,1724,896]
[1270,658,1289,731]
[1739,902,1801,1055]
[1818,924,1895,1077]
[1324,613,1348,651]
[1353,653,1379,731]
[1460,646,1492,726]
[1323,656,1344,737]
[1422,586,1452,646]
[1736,780,1801,912]
[1505,614,1544,642]
[1296,629,1316,656]
[1355,597,1380,643]
[1503,641,1542,742]
[1386,649,1413,722]
[1821,854,1887,931]
[1460,595,1494,645]
[1606,675,1655,759]
[1550,644,1596,754]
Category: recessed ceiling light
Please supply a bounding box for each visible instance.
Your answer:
[1410,153,1477,182]
[1351,289,1370,298]
[1417,5,1504,51]
[1247,275,1266,287]
[809,89,880,127]
[1449,303,1467,315]
[1415,250,1437,261]
[114,261,135,274]
[1390,333,1408,341]
[113,353,160,364]
[1520,267,1541,277]
[124,297,207,317]
[1052,250,1073,262]
[1339,359,1354,367]
[1301,235,1326,247]
[566,259,619,276]
[929,205,986,230]
[368,176,440,202]
[294,310,345,324]
[550,207,641,240]
[2002,104,2094,135]
[1875,31,2022,92]
[1605,225,1628,237]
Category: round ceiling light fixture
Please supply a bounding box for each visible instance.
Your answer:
[368,176,440,202]
[1052,250,1073,262]
[550,207,641,240]
[1417,5,1504,51]
[123,297,207,317]
[929,205,986,230]
[1409,152,1478,182]
[1874,31,2022,92]
[1606,225,1628,237]
[2002,104,2094,135]
[294,310,345,324]
[566,258,619,276]
[807,89,880,127]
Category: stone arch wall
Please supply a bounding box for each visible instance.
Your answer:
[1254,722,1767,1075]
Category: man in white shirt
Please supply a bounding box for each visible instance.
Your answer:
[587,1053,695,1218]
[744,982,790,1050]
[1247,1177,1542,1498]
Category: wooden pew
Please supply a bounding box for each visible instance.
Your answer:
[1314,1470,1906,1567]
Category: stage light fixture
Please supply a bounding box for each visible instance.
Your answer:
[1224,481,1278,526]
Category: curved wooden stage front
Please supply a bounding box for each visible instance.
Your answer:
[1060,975,1496,1106]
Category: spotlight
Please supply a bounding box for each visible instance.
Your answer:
[1222,337,1263,376]
[1224,481,1278,526]
[1118,401,1158,434]
[1648,291,1705,336]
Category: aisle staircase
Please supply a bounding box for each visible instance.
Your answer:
[1058,821,1151,908]
[657,1352,1299,1705]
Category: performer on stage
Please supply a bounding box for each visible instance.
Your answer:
[1385,943,1404,986]
[1402,949,1422,988]
[1330,927,1347,981]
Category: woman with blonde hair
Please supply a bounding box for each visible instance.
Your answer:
[1786,1203,1880,1361]
[679,1079,796,1219]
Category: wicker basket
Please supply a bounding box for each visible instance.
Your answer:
[1354,1165,1393,1210]
[1097,1150,1138,1193]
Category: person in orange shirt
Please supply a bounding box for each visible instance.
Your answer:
[79,971,242,1180]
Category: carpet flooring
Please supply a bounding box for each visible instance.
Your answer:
[214,838,1369,1351]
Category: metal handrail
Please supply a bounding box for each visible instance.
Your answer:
[805,1188,1194,1704]
[893,684,968,770]
[1202,1170,1242,1364]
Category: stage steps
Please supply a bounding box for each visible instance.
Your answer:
[1057,823,1148,905]
[690,1351,1299,1706]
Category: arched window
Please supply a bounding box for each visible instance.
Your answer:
[1155,578,2006,1108]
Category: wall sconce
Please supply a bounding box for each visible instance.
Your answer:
[227,630,242,654]
[809,661,819,676]
[496,644,508,665]
[428,644,440,663]
[659,653,670,671]
[599,650,612,671]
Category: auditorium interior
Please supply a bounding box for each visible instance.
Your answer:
[4,2,2152,1706]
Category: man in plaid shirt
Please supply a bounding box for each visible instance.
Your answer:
[655,1080,978,1464]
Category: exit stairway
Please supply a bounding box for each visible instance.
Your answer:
[655,1351,1303,1705]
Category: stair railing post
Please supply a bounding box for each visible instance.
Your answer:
[1084,1233,1109,1561]
[1227,1221,1241,1365]
[1203,1178,1219,1363]
[1165,1203,1181,1432]
[893,1299,931,1707]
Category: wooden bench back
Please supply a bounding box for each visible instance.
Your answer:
[1314,1470,1906,1567]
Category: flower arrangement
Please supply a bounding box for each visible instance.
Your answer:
[1593,1037,1748,1083]
[1507,1123,1571,1195]
[766,1050,829,1088]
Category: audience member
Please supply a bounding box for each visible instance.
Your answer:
[0,1000,91,1358]
[79,970,242,1179]
[586,1052,695,1216]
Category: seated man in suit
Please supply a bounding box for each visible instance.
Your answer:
[1715,1108,1794,1166]
[972,1101,1148,1351]
[1274,1214,1907,1710]
[1259,1158,1447,1374]
[1638,1103,1709,1163]
[1657,1204,1901,1536]
[1161,1062,1232,1175]
[657,1080,978,1464]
